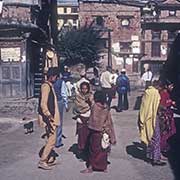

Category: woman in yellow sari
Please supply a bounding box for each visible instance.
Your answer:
[139,80,166,166]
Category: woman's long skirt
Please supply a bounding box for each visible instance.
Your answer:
[88,129,108,171]
[76,116,89,152]
[146,118,161,161]
[159,108,176,152]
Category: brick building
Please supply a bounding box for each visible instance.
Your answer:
[79,0,180,77]
[57,0,79,31]
[79,0,142,74]
[141,0,180,76]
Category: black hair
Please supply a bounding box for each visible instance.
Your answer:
[94,90,107,105]
[152,80,159,88]
[165,79,173,86]
[47,67,59,79]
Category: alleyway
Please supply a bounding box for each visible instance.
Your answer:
[0,90,177,180]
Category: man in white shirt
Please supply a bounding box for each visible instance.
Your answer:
[141,69,153,88]
[100,66,113,107]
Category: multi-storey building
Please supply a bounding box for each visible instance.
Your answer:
[79,0,180,77]
[57,0,79,31]
[79,0,142,74]
[141,0,180,76]
[0,0,43,98]
[0,0,57,98]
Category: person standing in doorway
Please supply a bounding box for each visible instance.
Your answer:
[53,71,69,148]
[38,67,60,170]
[116,68,130,112]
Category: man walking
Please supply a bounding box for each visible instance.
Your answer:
[53,73,69,148]
[38,67,60,170]
[116,68,130,112]
[100,66,113,107]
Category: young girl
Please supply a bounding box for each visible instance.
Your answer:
[81,90,116,173]
[74,81,93,154]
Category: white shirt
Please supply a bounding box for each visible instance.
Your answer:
[100,71,112,88]
[141,71,153,82]
[111,73,118,85]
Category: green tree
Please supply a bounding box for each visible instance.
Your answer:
[56,23,103,68]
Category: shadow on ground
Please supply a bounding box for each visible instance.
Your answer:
[126,141,147,162]
[68,143,87,161]
[133,96,143,110]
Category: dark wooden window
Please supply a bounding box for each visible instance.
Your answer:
[167,31,176,54]
[71,7,78,13]
[151,31,161,57]
[120,42,131,53]
[64,7,67,13]
[96,16,104,26]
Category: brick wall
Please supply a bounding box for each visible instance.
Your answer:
[79,2,141,73]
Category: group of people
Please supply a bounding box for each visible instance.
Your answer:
[139,79,176,166]
[100,66,130,111]
[37,64,175,172]
[37,66,117,172]
[74,81,116,173]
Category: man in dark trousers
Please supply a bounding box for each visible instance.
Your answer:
[38,67,60,170]
[53,72,69,148]
[116,68,130,112]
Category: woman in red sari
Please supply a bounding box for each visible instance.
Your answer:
[158,81,176,156]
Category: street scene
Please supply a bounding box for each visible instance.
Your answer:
[0,0,180,180]
[0,90,178,180]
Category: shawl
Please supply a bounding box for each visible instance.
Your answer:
[139,86,160,145]
[160,90,172,108]
[74,91,93,114]
[88,103,116,144]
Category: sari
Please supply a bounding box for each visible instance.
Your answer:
[159,90,176,152]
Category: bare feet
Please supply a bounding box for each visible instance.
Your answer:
[80,168,93,173]
[161,154,168,161]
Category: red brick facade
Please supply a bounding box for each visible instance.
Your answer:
[141,0,180,75]
[79,2,141,73]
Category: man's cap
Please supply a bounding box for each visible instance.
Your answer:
[47,67,59,77]
[121,68,126,72]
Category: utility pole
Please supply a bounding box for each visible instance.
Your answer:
[49,0,58,46]
[108,29,112,67]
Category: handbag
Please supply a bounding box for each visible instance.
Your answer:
[101,132,110,149]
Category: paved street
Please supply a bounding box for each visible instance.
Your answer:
[0,90,177,180]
